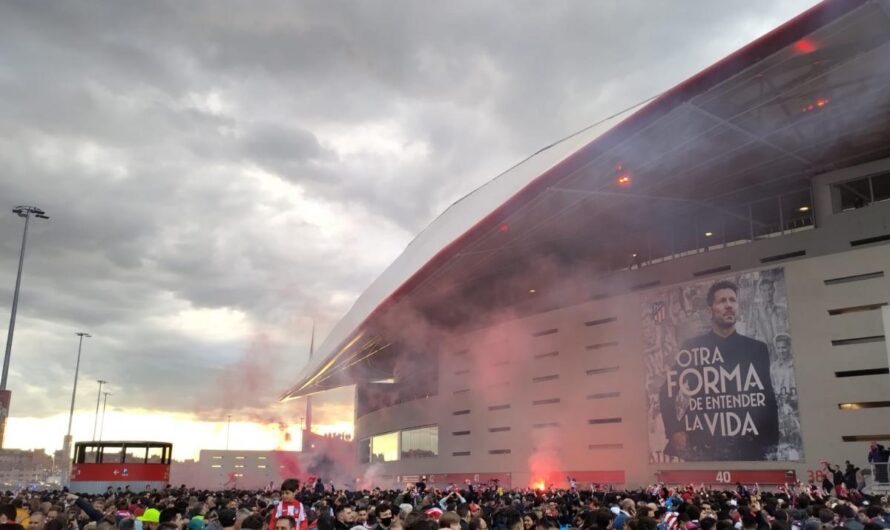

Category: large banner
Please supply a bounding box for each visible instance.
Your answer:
[642,268,802,462]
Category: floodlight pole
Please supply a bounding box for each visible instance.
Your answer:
[2,206,50,391]
[67,333,90,436]
[0,206,49,448]
[92,380,107,440]
[99,392,111,441]
[226,415,231,451]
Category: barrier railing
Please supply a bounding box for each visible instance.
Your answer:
[873,462,890,485]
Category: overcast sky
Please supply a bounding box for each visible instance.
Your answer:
[0,0,820,455]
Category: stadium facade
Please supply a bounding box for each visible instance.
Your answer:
[284,0,890,489]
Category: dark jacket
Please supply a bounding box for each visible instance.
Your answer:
[659,330,779,461]
[868,444,889,463]
[74,498,105,530]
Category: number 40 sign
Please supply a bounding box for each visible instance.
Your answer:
[657,470,793,485]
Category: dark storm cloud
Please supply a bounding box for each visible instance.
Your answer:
[0,0,819,423]
[240,121,330,181]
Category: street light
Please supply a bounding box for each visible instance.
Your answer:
[62,332,89,483]
[92,380,107,441]
[2,206,50,391]
[0,206,49,448]
[67,333,90,437]
[226,415,231,451]
[99,392,111,441]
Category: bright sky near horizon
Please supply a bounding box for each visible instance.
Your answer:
[0,0,821,458]
[7,409,356,461]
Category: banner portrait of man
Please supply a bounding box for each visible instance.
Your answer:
[642,268,803,462]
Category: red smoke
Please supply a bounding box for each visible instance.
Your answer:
[274,451,303,479]
[527,448,560,489]
[199,333,283,415]
[196,331,309,451]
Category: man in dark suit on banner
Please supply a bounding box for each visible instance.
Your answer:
[659,280,779,461]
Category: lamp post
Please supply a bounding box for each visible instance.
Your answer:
[62,332,89,484]
[0,206,49,448]
[66,333,90,437]
[99,392,111,441]
[92,380,107,440]
[226,415,231,451]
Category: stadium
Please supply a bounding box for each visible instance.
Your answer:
[283,0,890,489]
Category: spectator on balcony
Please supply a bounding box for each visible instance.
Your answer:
[867,442,889,483]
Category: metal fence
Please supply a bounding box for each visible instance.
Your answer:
[873,462,890,485]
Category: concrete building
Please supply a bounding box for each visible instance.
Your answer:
[170,431,356,489]
[171,450,302,490]
[283,0,890,491]
[0,448,53,488]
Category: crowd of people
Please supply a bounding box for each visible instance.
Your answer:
[0,473,887,530]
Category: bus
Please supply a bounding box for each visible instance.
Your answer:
[69,441,172,494]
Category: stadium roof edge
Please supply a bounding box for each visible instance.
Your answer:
[280,0,868,401]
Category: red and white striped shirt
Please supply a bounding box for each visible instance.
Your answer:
[269,500,307,530]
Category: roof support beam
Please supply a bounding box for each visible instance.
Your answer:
[685,103,813,166]
[547,186,769,228]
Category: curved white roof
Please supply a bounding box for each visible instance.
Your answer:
[281,0,877,400]
[282,109,636,399]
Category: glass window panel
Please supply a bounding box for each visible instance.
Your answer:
[370,432,399,463]
[356,347,439,419]
[672,215,697,255]
[700,209,724,248]
[147,447,166,464]
[835,177,872,211]
[872,171,890,202]
[612,231,647,269]
[751,198,781,238]
[724,204,751,245]
[400,426,438,459]
[358,438,371,464]
[122,446,147,464]
[648,224,673,262]
[781,189,814,230]
[100,446,123,463]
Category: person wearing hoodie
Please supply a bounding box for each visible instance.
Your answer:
[613,500,637,530]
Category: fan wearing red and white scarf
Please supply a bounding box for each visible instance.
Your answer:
[269,500,307,530]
